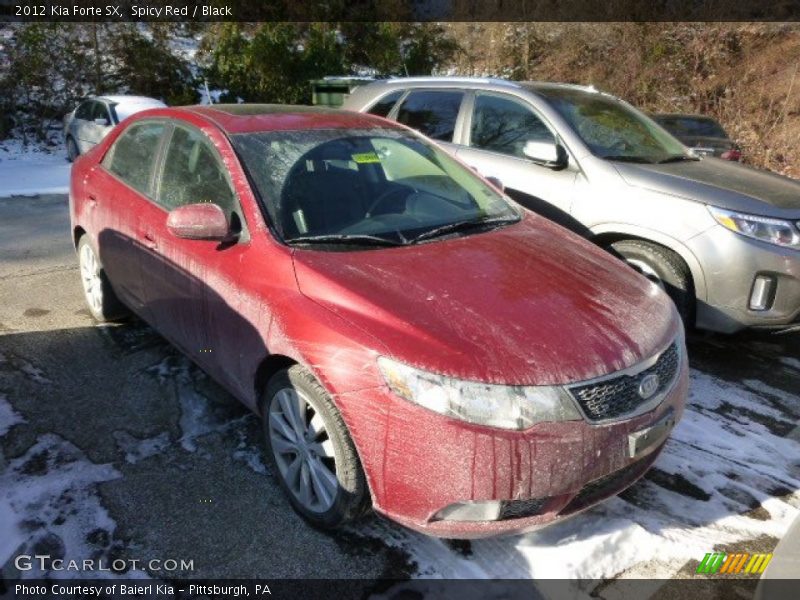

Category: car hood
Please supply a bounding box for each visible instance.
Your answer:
[292,215,677,387]
[613,157,800,218]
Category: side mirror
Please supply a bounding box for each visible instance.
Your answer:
[522,140,568,169]
[486,176,504,192]
[94,117,110,127]
[166,203,230,241]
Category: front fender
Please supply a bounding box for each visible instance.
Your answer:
[591,222,708,302]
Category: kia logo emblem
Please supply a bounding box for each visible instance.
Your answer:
[638,373,660,399]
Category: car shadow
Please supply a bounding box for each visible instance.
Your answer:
[506,188,595,239]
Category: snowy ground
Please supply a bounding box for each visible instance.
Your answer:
[0,163,798,589]
[0,140,70,196]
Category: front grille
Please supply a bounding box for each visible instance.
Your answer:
[568,343,679,422]
[560,452,657,514]
[499,497,548,520]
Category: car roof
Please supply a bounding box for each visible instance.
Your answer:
[96,95,165,105]
[180,104,402,134]
[357,76,601,94]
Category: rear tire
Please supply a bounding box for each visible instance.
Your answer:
[77,236,128,322]
[66,137,79,162]
[261,365,369,529]
[611,240,694,326]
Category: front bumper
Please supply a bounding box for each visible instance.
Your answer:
[336,351,689,539]
[687,224,800,333]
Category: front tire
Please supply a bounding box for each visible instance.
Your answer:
[261,365,369,529]
[77,236,128,322]
[611,239,694,326]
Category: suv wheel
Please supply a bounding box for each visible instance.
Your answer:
[261,365,369,529]
[611,240,694,326]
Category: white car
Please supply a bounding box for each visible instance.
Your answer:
[63,95,166,161]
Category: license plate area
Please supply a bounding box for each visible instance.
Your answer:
[628,409,676,459]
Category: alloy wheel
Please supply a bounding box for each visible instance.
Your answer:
[268,387,339,513]
[79,242,103,314]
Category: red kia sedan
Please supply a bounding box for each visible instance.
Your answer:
[70,104,688,538]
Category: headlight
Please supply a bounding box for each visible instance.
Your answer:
[377,357,581,430]
[708,206,800,249]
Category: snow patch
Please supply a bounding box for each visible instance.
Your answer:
[113,431,171,464]
[0,434,131,578]
[779,356,800,371]
[145,355,250,453]
[0,393,25,436]
[232,427,268,475]
[0,140,70,197]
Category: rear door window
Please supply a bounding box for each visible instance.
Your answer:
[102,121,166,196]
[395,90,464,142]
[470,94,554,158]
[367,90,404,118]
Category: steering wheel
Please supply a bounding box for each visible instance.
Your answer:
[365,185,413,218]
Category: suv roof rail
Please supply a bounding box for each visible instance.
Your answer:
[524,80,601,93]
[383,76,522,88]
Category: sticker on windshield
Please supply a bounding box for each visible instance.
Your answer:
[352,152,381,164]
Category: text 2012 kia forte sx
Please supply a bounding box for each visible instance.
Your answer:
[70,104,688,538]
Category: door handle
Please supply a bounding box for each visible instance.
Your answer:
[87,194,97,207]
[141,233,157,250]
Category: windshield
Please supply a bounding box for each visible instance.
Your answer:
[652,115,728,139]
[232,128,519,246]
[533,87,689,163]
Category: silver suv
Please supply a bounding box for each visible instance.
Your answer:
[343,77,800,333]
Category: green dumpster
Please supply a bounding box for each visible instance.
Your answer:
[310,77,375,108]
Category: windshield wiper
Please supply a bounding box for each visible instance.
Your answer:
[286,234,405,247]
[657,154,701,164]
[601,155,655,164]
[411,216,519,243]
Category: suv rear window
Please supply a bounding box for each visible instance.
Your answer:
[395,90,464,142]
